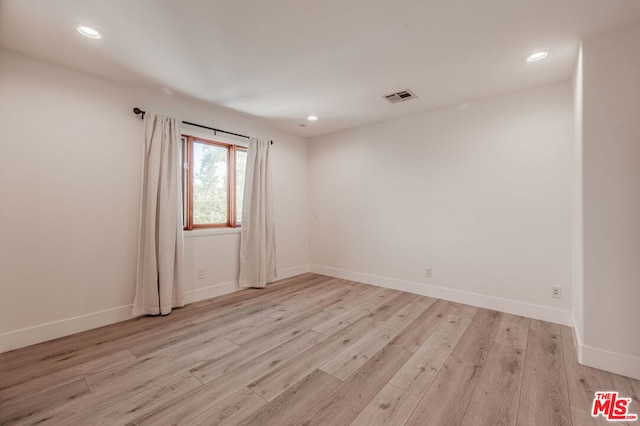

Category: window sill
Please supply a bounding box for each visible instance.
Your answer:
[183,227,241,238]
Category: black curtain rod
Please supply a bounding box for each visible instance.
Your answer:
[133,107,256,141]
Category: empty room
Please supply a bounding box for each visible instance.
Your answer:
[1,0,639,425]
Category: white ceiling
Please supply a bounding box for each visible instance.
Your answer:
[2,0,640,137]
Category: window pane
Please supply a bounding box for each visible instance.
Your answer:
[193,142,228,225]
[236,149,247,224]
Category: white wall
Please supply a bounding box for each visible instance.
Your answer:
[0,49,309,352]
[309,82,574,324]
[581,23,640,379]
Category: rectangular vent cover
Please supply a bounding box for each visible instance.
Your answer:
[383,89,418,103]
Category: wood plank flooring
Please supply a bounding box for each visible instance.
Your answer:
[1,273,638,425]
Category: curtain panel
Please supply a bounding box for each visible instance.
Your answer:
[133,113,185,315]
[239,137,276,288]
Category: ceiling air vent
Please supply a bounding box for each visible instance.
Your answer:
[383,89,418,104]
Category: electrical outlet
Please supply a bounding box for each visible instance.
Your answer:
[425,268,432,278]
[197,268,205,279]
[552,286,561,298]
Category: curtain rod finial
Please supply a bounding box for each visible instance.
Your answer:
[133,107,145,118]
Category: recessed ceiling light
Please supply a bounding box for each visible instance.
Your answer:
[307,115,318,121]
[76,25,102,39]
[525,51,548,62]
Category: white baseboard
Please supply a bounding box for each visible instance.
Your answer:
[0,305,133,353]
[571,314,584,363]
[581,344,640,381]
[184,264,311,304]
[277,264,311,280]
[310,264,573,326]
[572,315,640,380]
[185,280,239,305]
[0,264,311,354]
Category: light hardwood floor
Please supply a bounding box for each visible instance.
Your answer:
[1,273,638,425]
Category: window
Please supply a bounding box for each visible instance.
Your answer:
[182,135,247,230]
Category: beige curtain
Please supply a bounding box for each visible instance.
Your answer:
[133,113,185,315]
[239,137,276,288]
